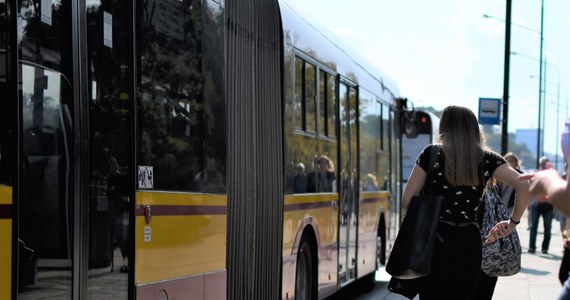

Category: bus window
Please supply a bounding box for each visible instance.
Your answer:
[326,73,337,138]
[0,47,8,184]
[359,89,381,191]
[137,0,206,192]
[294,57,304,130]
[286,58,337,194]
[20,63,73,295]
[305,62,317,133]
[319,71,326,136]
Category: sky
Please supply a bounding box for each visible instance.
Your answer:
[283,0,570,160]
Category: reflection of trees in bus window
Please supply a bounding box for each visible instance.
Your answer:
[319,70,337,138]
[86,0,133,291]
[319,71,326,136]
[286,59,338,194]
[137,0,204,192]
[327,73,336,138]
[305,62,316,133]
[294,57,303,129]
[290,134,318,193]
[380,104,391,189]
[359,90,380,190]
[382,104,390,152]
[340,84,357,130]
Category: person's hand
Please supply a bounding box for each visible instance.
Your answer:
[520,169,565,202]
[485,220,517,244]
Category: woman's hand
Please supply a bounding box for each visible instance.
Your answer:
[485,220,517,244]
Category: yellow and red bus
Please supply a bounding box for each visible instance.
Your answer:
[0,0,409,299]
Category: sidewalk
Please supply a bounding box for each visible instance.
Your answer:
[493,210,564,300]
[378,211,566,300]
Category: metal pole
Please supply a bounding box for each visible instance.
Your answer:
[542,58,547,158]
[501,0,511,156]
[556,80,560,171]
[536,0,544,169]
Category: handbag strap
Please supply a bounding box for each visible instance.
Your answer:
[422,145,439,196]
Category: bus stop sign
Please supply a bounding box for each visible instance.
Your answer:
[478,98,501,125]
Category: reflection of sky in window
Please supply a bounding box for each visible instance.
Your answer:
[22,64,61,106]
[22,65,62,129]
[359,89,377,119]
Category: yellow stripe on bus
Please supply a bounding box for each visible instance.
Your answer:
[135,192,227,285]
[0,186,12,300]
[359,192,390,233]
[284,193,338,204]
[0,185,11,204]
[137,191,227,206]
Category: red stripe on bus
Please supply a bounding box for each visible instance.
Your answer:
[361,197,382,204]
[135,205,227,216]
[284,201,331,212]
[0,204,11,219]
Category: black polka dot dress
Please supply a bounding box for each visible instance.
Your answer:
[414,144,506,299]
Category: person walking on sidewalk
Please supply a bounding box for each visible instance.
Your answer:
[498,153,524,214]
[403,105,530,300]
[521,117,570,299]
[528,157,555,254]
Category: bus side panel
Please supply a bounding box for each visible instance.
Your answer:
[135,192,227,300]
[282,194,339,300]
[358,191,390,278]
[0,186,11,299]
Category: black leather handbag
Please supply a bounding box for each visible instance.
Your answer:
[386,146,443,298]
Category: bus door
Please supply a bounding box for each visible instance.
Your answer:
[0,6,13,297]
[12,0,133,298]
[17,22,75,300]
[338,81,359,285]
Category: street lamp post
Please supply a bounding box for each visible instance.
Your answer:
[501,0,512,156]
[483,10,544,158]
[532,72,563,170]
[556,81,561,170]
[537,0,545,169]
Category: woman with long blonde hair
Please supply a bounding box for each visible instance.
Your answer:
[402,105,529,299]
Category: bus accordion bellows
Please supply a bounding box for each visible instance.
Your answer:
[0,0,416,299]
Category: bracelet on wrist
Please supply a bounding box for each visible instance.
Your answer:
[509,217,521,225]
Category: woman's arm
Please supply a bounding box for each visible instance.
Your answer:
[486,163,530,241]
[402,164,427,208]
[492,163,530,223]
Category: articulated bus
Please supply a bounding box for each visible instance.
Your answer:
[0,0,412,299]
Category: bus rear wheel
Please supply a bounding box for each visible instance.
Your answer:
[295,239,315,300]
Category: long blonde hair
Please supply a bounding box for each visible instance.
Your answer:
[437,106,486,186]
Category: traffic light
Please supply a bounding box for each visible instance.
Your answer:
[415,114,432,135]
[395,97,419,138]
[403,110,418,138]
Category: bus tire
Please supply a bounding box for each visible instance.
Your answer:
[358,272,376,293]
[378,219,387,266]
[295,237,316,300]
